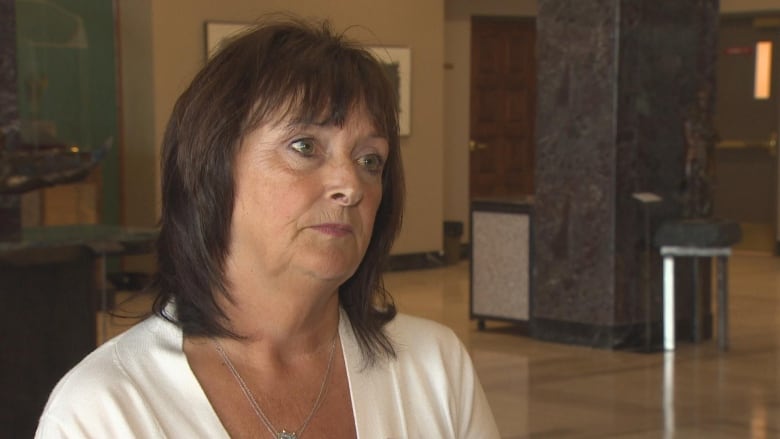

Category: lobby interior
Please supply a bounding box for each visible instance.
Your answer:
[3,0,780,437]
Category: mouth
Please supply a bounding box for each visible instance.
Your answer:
[310,223,354,237]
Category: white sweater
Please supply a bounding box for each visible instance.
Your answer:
[36,308,500,438]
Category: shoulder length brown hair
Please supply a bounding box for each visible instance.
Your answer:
[151,16,404,364]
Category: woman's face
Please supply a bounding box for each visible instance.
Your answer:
[227,106,388,286]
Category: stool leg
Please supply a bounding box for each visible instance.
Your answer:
[717,255,729,351]
[691,257,699,342]
[663,255,676,351]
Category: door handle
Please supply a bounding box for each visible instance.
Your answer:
[469,140,488,151]
[717,132,777,156]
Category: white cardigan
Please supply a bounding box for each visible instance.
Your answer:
[36,308,500,438]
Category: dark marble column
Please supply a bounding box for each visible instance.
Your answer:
[0,0,21,241]
[532,0,719,349]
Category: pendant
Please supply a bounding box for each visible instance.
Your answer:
[278,431,297,439]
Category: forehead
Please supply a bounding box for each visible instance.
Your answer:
[238,105,387,154]
[254,99,383,135]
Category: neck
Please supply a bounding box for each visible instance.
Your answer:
[213,271,342,361]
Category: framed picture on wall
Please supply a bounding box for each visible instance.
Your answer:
[204,21,252,59]
[368,46,411,136]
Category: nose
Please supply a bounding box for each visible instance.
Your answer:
[326,159,364,207]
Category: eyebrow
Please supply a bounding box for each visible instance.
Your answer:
[279,120,387,141]
[282,119,325,131]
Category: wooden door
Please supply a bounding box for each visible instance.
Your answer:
[470,17,536,199]
[715,15,780,252]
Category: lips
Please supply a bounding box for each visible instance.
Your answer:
[310,223,354,237]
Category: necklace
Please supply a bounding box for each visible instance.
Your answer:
[213,333,338,439]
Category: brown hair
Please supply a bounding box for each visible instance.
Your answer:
[151,16,404,363]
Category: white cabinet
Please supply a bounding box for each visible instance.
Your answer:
[470,200,532,327]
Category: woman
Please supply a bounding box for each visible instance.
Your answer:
[36,17,499,438]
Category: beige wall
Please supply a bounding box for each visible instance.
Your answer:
[118,0,156,272]
[443,19,470,230]
[119,0,155,229]
[119,1,445,257]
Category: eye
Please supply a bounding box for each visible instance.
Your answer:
[289,138,316,157]
[357,154,385,174]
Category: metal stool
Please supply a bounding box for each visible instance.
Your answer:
[660,245,731,351]
[654,219,741,352]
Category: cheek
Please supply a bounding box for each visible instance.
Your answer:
[361,185,383,225]
[365,176,383,203]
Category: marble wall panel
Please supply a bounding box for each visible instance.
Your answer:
[533,0,718,347]
[613,0,719,326]
[534,0,621,328]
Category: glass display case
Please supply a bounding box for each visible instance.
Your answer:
[10,0,120,228]
[0,2,126,436]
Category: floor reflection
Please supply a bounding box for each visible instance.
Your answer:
[387,252,780,438]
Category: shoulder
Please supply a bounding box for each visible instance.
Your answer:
[41,336,123,408]
[36,315,176,437]
[386,313,464,353]
[380,313,473,378]
[43,317,155,406]
[340,311,467,375]
[349,313,500,438]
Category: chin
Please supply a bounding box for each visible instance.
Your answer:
[304,254,361,283]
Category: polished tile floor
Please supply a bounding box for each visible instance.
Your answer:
[102,250,780,438]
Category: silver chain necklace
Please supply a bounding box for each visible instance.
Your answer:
[213,333,338,439]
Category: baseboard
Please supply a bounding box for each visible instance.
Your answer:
[386,251,445,271]
[386,244,472,272]
[531,314,713,352]
[531,318,640,349]
[460,242,471,260]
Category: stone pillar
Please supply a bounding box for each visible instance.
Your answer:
[0,0,21,241]
[532,0,719,349]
